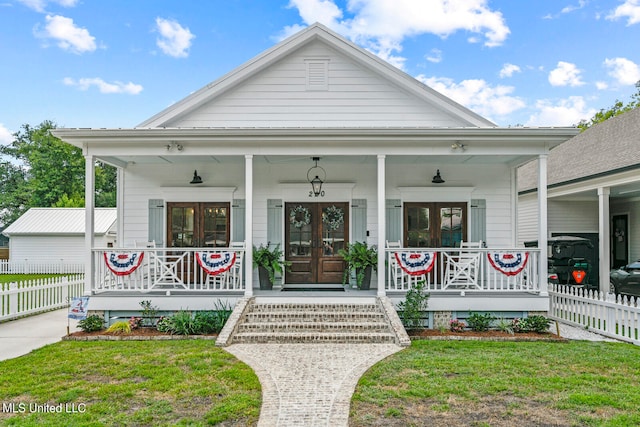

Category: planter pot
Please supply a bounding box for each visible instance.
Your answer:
[356,265,373,290]
[258,266,274,290]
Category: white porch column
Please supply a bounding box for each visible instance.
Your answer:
[84,155,95,296]
[598,187,611,294]
[116,167,124,248]
[244,155,254,297]
[537,154,549,296]
[377,155,386,296]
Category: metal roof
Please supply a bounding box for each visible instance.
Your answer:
[2,208,117,236]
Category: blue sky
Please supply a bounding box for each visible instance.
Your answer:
[1,0,640,144]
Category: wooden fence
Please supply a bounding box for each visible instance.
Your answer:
[0,275,84,321]
[549,284,639,345]
[0,260,84,274]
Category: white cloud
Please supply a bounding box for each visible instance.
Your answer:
[425,48,442,63]
[0,124,13,146]
[417,75,525,118]
[499,63,521,78]
[18,0,78,13]
[286,0,510,69]
[548,61,584,87]
[37,14,96,54]
[63,77,143,94]
[607,0,640,25]
[604,57,640,85]
[155,18,195,58]
[561,0,587,14]
[595,81,609,90]
[526,96,596,127]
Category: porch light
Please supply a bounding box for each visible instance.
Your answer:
[307,157,326,197]
[432,169,445,184]
[190,170,203,185]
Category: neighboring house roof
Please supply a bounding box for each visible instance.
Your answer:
[2,208,117,236]
[518,107,640,193]
[137,22,495,129]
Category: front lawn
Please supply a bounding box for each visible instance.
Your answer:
[0,341,261,426]
[351,340,640,426]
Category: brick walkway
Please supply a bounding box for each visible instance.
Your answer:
[225,343,402,427]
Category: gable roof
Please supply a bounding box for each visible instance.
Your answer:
[2,208,117,236]
[138,23,495,129]
[518,107,640,193]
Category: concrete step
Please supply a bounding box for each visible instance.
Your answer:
[248,303,378,313]
[244,311,386,323]
[237,321,391,333]
[231,331,398,344]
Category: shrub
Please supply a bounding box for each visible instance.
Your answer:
[77,314,104,333]
[129,316,142,330]
[106,320,131,335]
[139,300,159,327]
[156,316,174,333]
[496,317,515,335]
[193,300,233,334]
[450,319,466,332]
[170,310,196,335]
[467,312,494,332]
[514,315,551,333]
[397,280,429,329]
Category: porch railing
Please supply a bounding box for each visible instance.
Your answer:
[92,248,245,293]
[386,247,540,292]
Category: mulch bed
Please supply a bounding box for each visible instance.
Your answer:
[408,329,567,342]
[64,328,218,341]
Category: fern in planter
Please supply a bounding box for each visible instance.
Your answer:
[253,243,291,288]
[338,242,378,289]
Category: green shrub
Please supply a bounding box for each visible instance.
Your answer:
[156,316,174,333]
[77,314,104,333]
[496,317,515,335]
[139,300,159,327]
[397,280,429,329]
[193,300,233,334]
[514,315,551,333]
[170,310,196,335]
[467,312,494,332]
[106,320,131,335]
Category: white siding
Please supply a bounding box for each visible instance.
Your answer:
[166,41,466,128]
[122,158,514,249]
[9,235,110,263]
[548,200,598,234]
[517,193,539,245]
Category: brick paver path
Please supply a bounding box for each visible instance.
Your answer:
[225,343,402,426]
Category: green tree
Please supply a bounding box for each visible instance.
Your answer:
[578,80,640,130]
[0,121,116,226]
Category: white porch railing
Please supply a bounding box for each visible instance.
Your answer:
[549,284,639,345]
[386,248,540,292]
[0,260,84,274]
[92,248,245,293]
[0,275,84,321]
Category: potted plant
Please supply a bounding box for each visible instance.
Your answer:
[338,241,378,290]
[252,243,291,290]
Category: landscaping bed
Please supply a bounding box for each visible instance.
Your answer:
[64,328,218,341]
[407,328,566,342]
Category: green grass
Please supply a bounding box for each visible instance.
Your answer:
[0,341,261,426]
[0,274,70,284]
[351,340,640,426]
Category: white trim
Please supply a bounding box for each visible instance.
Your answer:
[278,183,355,201]
[377,155,386,296]
[84,155,95,296]
[538,154,548,296]
[598,187,611,294]
[398,186,475,202]
[245,155,254,296]
[160,187,237,202]
[116,167,124,248]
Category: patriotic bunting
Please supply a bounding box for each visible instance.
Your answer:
[395,252,437,276]
[104,252,144,276]
[196,251,236,276]
[487,252,529,276]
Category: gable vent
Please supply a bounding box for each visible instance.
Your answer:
[305,59,329,91]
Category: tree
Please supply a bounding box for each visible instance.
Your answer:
[0,121,116,227]
[578,81,640,131]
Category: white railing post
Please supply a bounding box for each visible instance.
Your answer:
[377,155,386,296]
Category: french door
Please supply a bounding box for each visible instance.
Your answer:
[167,202,230,248]
[404,202,467,247]
[285,202,349,284]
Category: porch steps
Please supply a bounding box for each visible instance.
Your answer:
[219,298,410,346]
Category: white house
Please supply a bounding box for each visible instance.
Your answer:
[2,207,117,266]
[52,24,578,320]
[518,107,640,294]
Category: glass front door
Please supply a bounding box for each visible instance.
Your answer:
[404,202,467,247]
[285,202,348,284]
[167,202,230,248]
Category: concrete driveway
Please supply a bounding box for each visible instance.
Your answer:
[0,309,78,362]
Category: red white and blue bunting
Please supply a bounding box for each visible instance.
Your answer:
[104,252,145,276]
[487,252,529,276]
[196,251,236,276]
[394,252,437,276]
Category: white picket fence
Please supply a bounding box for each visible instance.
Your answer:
[0,260,84,274]
[0,275,84,321]
[549,284,640,345]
